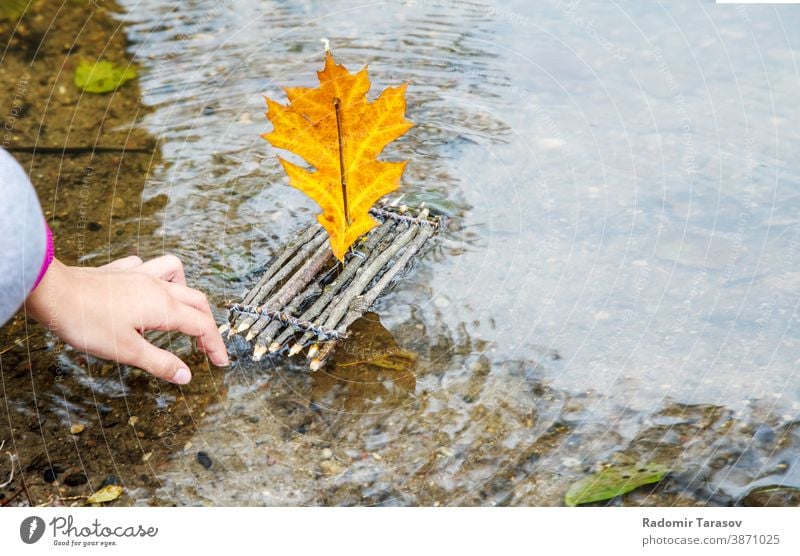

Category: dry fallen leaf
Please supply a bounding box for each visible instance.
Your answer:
[262,49,413,260]
[86,484,123,505]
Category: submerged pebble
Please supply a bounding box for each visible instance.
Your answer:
[64,472,88,487]
[100,475,120,488]
[197,451,213,469]
[742,486,800,507]
[319,460,345,475]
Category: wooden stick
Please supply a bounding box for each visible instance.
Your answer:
[289,303,335,356]
[310,217,433,371]
[321,210,427,332]
[369,206,440,228]
[241,224,322,307]
[228,224,322,335]
[346,223,433,324]
[233,231,328,334]
[244,240,332,340]
[251,283,322,361]
[333,97,351,226]
[303,219,421,359]
[277,218,397,354]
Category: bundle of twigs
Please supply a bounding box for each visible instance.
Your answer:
[221,201,441,370]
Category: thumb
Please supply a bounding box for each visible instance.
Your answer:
[125,335,193,385]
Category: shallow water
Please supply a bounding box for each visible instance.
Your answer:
[5,0,800,506]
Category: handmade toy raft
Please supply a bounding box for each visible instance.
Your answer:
[221,200,442,370]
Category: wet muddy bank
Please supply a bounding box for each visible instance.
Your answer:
[0,0,197,507]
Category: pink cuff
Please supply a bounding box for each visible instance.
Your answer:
[32,221,54,291]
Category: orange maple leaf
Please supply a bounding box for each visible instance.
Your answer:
[261,50,413,261]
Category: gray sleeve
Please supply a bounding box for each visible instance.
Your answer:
[0,147,47,326]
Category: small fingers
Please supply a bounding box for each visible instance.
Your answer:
[165,282,214,318]
[121,334,192,385]
[161,298,229,367]
[137,254,187,285]
[100,255,143,270]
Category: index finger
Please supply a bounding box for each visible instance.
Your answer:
[159,298,230,367]
[137,254,187,285]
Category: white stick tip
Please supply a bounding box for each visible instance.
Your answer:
[252,345,268,361]
[321,38,330,53]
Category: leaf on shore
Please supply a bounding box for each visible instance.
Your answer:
[74,60,137,93]
[565,463,669,506]
[262,50,413,260]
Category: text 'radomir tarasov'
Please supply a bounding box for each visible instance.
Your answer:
[643,518,742,528]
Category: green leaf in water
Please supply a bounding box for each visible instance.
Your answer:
[74,59,137,93]
[565,463,670,506]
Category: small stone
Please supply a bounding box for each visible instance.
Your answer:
[100,475,120,488]
[743,486,800,507]
[320,448,333,460]
[43,468,59,483]
[754,425,775,444]
[184,441,192,451]
[112,196,125,211]
[319,460,345,475]
[372,452,383,461]
[70,424,85,435]
[142,451,153,462]
[64,472,88,487]
[248,415,260,424]
[197,451,212,469]
[128,416,139,427]
[434,296,450,309]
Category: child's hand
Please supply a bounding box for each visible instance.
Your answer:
[25,255,229,384]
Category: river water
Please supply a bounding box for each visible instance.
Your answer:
[33,0,800,505]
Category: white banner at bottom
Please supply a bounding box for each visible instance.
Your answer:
[0,507,797,555]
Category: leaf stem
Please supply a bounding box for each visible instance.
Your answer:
[332,97,350,226]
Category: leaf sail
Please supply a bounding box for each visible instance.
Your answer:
[262,52,413,260]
